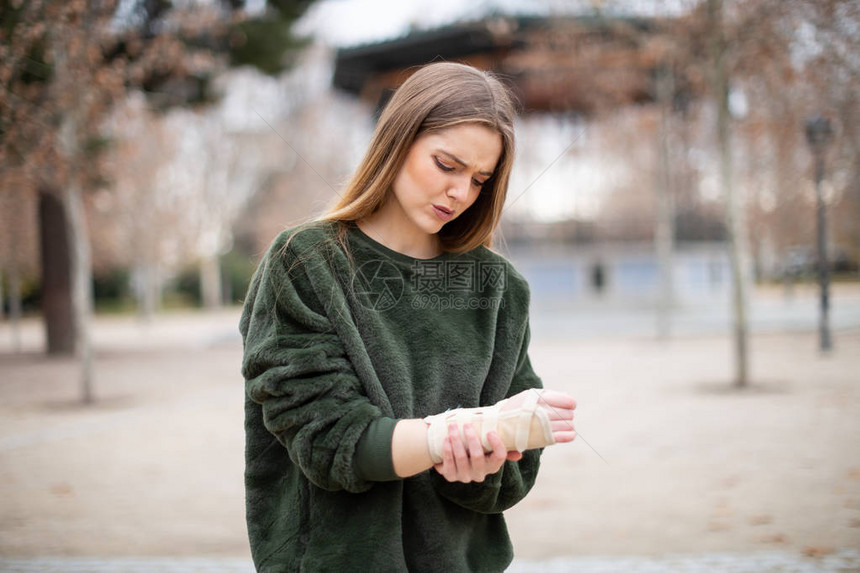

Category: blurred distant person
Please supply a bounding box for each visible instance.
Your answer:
[240,62,577,572]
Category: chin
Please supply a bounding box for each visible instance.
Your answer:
[414,213,445,235]
[425,224,445,236]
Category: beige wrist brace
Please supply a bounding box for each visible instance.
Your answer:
[423,390,555,464]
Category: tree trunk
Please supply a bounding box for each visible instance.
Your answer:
[8,257,22,352]
[50,13,97,403]
[134,259,160,322]
[39,188,76,354]
[4,191,24,352]
[709,0,750,388]
[0,266,20,352]
[65,179,95,403]
[200,254,222,309]
[655,60,676,340]
[57,102,96,403]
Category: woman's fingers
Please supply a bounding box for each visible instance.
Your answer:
[540,393,577,436]
[485,431,508,473]
[503,389,576,420]
[436,424,510,483]
[539,394,577,444]
[536,389,577,411]
[441,433,456,474]
[437,408,579,482]
[466,425,508,481]
[545,407,575,422]
[448,424,471,482]
[552,430,577,443]
[435,436,460,481]
[463,424,487,482]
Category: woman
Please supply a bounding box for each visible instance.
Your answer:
[240,62,577,572]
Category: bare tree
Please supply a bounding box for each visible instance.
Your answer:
[706,0,751,387]
[0,0,316,402]
[655,55,677,339]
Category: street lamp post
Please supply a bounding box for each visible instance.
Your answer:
[805,116,834,352]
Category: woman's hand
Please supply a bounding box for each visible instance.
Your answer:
[434,423,521,483]
[502,389,577,444]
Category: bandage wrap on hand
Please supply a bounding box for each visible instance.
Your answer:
[423,390,555,464]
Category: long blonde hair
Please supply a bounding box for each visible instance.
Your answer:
[319,62,518,254]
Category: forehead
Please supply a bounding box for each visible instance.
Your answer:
[414,124,503,173]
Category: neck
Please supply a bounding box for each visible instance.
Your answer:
[357,203,442,260]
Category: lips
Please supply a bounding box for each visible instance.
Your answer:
[432,204,454,221]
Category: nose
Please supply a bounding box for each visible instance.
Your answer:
[446,175,472,203]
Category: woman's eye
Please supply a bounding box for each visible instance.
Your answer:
[434,157,455,172]
[472,179,484,188]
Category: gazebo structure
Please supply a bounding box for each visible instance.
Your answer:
[329,14,725,308]
[332,14,680,117]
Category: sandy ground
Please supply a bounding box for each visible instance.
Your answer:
[0,306,858,561]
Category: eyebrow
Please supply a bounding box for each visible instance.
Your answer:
[437,150,494,178]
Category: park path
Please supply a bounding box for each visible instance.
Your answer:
[0,549,859,572]
[1,289,859,571]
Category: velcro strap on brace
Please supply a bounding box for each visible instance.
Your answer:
[422,391,555,464]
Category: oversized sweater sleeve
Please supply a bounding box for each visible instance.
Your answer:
[429,275,544,514]
[240,235,384,493]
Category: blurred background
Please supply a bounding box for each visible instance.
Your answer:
[1,0,859,571]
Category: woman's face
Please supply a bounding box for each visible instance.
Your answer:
[389,123,502,237]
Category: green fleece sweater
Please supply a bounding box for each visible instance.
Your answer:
[240,220,544,572]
